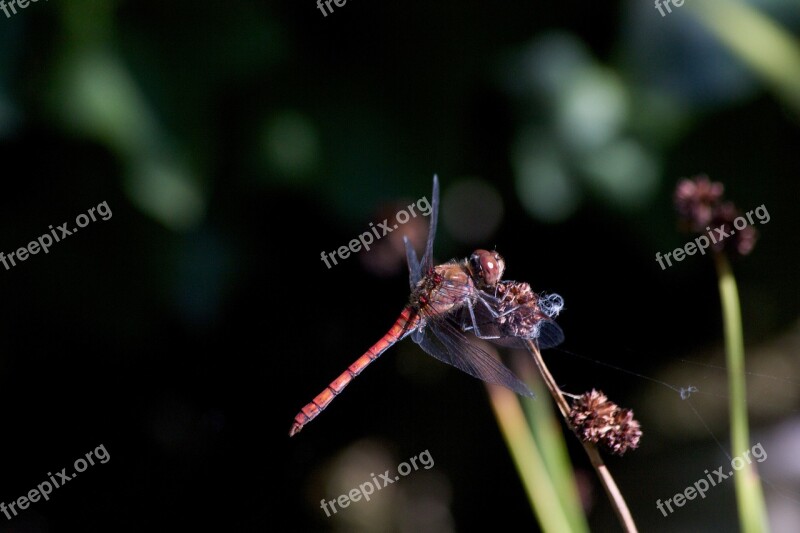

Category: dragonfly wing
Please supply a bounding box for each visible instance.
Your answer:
[420,174,439,274]
[536,320,565,349]
[416,315,534,398]
[403,235,422,289]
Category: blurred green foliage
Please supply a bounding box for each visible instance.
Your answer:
[0,0,799,531]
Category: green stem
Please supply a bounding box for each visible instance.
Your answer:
[522,374,589,533]
[487,382,578,533]
[524,339,638,533]
[714,252,770,533]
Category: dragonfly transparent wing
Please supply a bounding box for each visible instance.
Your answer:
[420,174,439,275]
[403,235,424,343]
[532,320,564,349]
[403,235,422,290]
[414,314,534,398]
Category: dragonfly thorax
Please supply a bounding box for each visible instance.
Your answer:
[410,262,475,317]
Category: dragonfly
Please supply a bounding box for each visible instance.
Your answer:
[289,176,564,436]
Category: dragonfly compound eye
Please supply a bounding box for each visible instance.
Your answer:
[469,249,505,287]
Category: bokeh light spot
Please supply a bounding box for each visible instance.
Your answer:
[580,138,659,209]
[261,110,320,181]
[513,133,580,223]
[442,178,504,244]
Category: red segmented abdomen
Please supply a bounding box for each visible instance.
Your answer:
[289,307,421,436]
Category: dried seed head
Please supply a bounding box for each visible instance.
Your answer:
[603,408,642,456]
[494,282,563,339]
[568,389,642,456]
[674,175,725,232]
[709,201,758,256]
[673,175,758,257]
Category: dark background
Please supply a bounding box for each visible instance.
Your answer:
[0,1,798,531]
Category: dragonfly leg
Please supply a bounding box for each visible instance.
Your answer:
[465,300,502,340]
[476,293,519,319]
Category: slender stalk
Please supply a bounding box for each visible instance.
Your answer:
[486,382,578,533]
[713,252,770,533]
[520,371,590,533]
[688,0,800,114]
[524,339,638,533]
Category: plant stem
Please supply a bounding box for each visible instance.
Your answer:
[486,382,578,533]
[524,339,639,533]
[713,252,770,533]
[520,370,590,533]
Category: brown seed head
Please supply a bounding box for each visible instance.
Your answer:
[674,175,725,232]
[568,389,642,456]
[494,282,547,339]
[673,175,758,257]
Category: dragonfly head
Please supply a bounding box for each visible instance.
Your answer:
[468,249,505,288]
